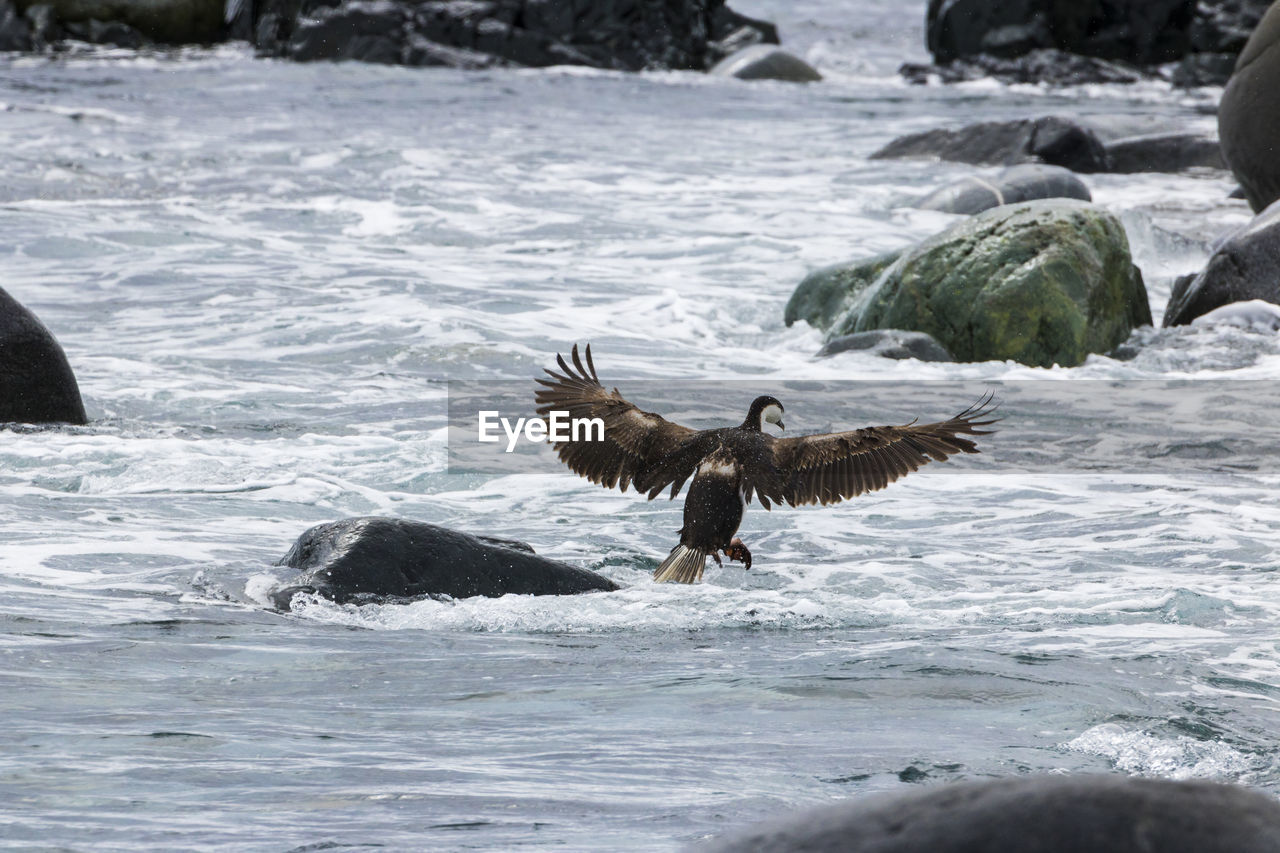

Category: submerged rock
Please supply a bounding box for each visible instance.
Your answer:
[1219,1,1280,212]
[817,329,952,362]
[1104,133,1226,173]
[702,775,1280,852]
[871,117,1110,174]
[709,44,821,82]
[915,164,1091,215]
[1190,299,1280,331]
[0,286,87,426]
[793,200,1151,368]
[271,517,619,609]
[901,48,1150,86]
[784,251,902,334]
[1163,200,1280,326]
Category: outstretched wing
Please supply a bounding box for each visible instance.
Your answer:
[767,394,998,507]
[534,344,711,497]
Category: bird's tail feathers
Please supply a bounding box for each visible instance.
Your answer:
[653,545,708,584]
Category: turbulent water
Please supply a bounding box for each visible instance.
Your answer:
[4,0,1280,849]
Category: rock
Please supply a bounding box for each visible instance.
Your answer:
[253,0,777,72]
[1191,298,1280,331]
[901,48,1150,86]
[871,117,1110,174]
[0,286,88,426]
[1171,50,1238,86]
[817,330,952,361]
[1103,133,1226,172]
[1163,200,1280,326]
[0,0,32,49]
[709,44,821,82]
[1218,1,1280,212]
[700,775,1280,852]
[785,251,902,334]
[916,164,1091,216]
[925,0,1196,66]
[1190,0,1273,55]
[270,517,620,609]
[19,0,224,43]
[63,17,147,47]
[814,200,1151,368]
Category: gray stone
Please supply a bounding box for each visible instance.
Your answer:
[1104,132,1226,172]
[871,117,1110,174]
[0,0,32,49]
[0,286,87,426]
[901,47,1150,86]
[1218,1,1280,212]
[701,775,1280,853]
[709,44,821,82]
[1164,199,1280,326]
[784,251,902,334]
[916,164,1091,215]
[271,517,620,609]
[17,0,225,43]
[817,329,953,362]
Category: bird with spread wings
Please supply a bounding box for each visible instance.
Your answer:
[535,344,997,583]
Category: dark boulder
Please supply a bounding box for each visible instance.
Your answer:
[16,0,224,43]
[925,0,1196,66]
[915,164,1091,215]
[1218,1,1280,212]
[709,44,821,82]
[0,0,32,49]
[1171,50,1238,86]
[1163,200,1280,326]
[1104,133,1226,173]
[871,117,1110,174]
[0,286,87,426]
[271,517,619,609]
[817,329,952,362]
[253,0,777,72]
[701,775,1280,852]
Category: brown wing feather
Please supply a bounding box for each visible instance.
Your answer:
[534,344,703,496]
[769,394,998,507]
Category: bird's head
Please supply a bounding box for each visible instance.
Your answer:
[745,395,785,432]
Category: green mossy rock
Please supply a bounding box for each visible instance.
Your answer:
[807,200,1150,367]
[784,250,902,332]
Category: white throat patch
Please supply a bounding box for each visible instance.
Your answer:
[762,403,784,427]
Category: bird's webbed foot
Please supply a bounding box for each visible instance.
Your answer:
[724,537,752,570]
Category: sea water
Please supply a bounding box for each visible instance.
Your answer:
[2,0,1278,849]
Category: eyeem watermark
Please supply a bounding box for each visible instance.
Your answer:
[478,410,605,452]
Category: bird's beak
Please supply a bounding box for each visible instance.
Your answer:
[776,420,785,431]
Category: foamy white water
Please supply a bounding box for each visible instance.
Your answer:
[3,1,1279,849]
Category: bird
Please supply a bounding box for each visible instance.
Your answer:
[534,344,997,584]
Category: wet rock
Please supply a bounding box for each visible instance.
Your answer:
[1190,299,1280,331]
[817,330,952,362]
[1163,200,1280,326]
[901,48,1149,86]
[871,117,1110,174]
[709,44,821,82]
[270,517,619,609]
[254,0,776,72]
[1103,133,1226,173]
[0,286,88,426]
[23,3,61,47]
[1190,0,1273,56]
[701,775,1280,853]
[805,200,1151,368]
[25,0,224,43]
[915,164,1091,216]
[0,0,32,49]
[925,0,1196,66]
[784,250,902,334]
[1218,1,1280,212]
[1171,50,1238,86]
[63,18,147,47]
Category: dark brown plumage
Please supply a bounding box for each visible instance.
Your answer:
[534,344,997,583]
